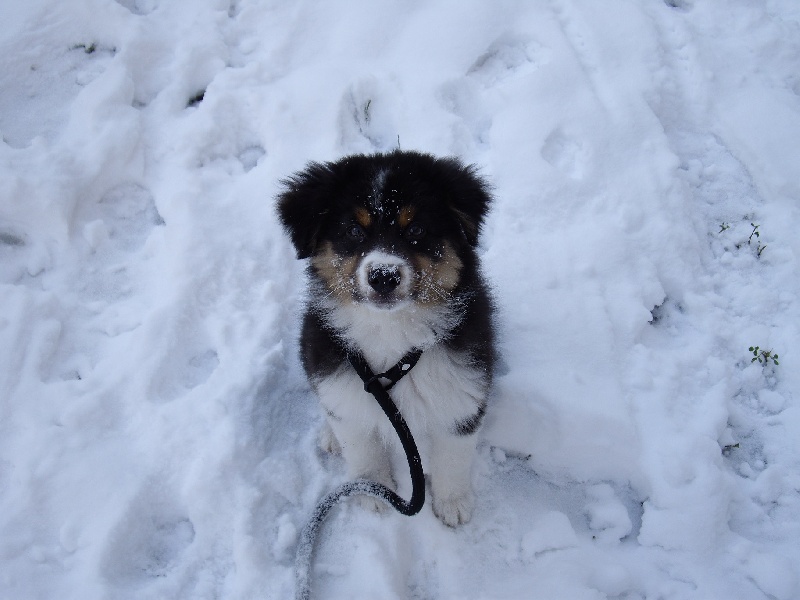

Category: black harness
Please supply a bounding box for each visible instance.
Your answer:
[295,348,426,600]
[350,347,422,391]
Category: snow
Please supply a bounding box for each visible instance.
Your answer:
[1,0,799,598]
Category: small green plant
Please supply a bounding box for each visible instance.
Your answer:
[719,222,730,233]
[749,346,779,366]
[71,42,97,54]
[741,222,766,258]
[748,222,760,244]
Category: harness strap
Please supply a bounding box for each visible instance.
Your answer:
[349,347,423,392]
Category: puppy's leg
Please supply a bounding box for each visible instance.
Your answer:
[430,431,478,526]
[325,413,396,513]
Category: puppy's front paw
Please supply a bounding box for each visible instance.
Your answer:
[357,494,390,514]
[432,493,473,527]
[355,475,397,514]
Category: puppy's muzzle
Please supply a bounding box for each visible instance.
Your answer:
[367,265,402,295]
[358,251,411,306]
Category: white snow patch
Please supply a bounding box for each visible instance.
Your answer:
[2,0,800,598]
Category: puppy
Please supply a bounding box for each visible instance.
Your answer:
[277,150,495,526]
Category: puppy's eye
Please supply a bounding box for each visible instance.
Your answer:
[346,224,366,242]
[406,223,425,241]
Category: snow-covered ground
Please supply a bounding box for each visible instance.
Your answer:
[2,1,799,598]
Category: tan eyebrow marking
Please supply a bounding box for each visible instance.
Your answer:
[354,207,372,228]
[398,205,416,228]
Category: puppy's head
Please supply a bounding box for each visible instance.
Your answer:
[277,151,491,310]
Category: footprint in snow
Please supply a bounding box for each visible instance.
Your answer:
[80,183,164,253]
[540,127,590,180]
[150,348,220,404]
[664,0,694,11]
[237,145,266,172]
[114,0,158,15]
[102,482,195,585]
[439,34,549,155]
[467,33,550,87]
[0,226,50,283]
[337,77,400,153]
[0,40,116,148]
[438,79,491,153]
[584,483,634,544]
[76,183,164,303]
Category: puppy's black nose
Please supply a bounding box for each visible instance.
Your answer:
[368,266,401,294]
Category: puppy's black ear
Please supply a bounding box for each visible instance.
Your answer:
[276,162,335,259]
[440,159,492,247]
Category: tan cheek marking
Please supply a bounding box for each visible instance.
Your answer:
[355,207,372,229]
[412,242,463,306]
[398,205,416,228]
[311,242,359,303]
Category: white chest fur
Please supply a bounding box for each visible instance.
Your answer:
[312,292,487,527]
[321,299,462,367]
[315,343,486,438]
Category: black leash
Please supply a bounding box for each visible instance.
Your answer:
[295,348,425,600]
[347,348,425,515]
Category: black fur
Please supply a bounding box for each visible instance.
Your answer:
[453,403,486,436]
[277,149,495,432]
[278,151,495,382]
[277,150,493,258]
